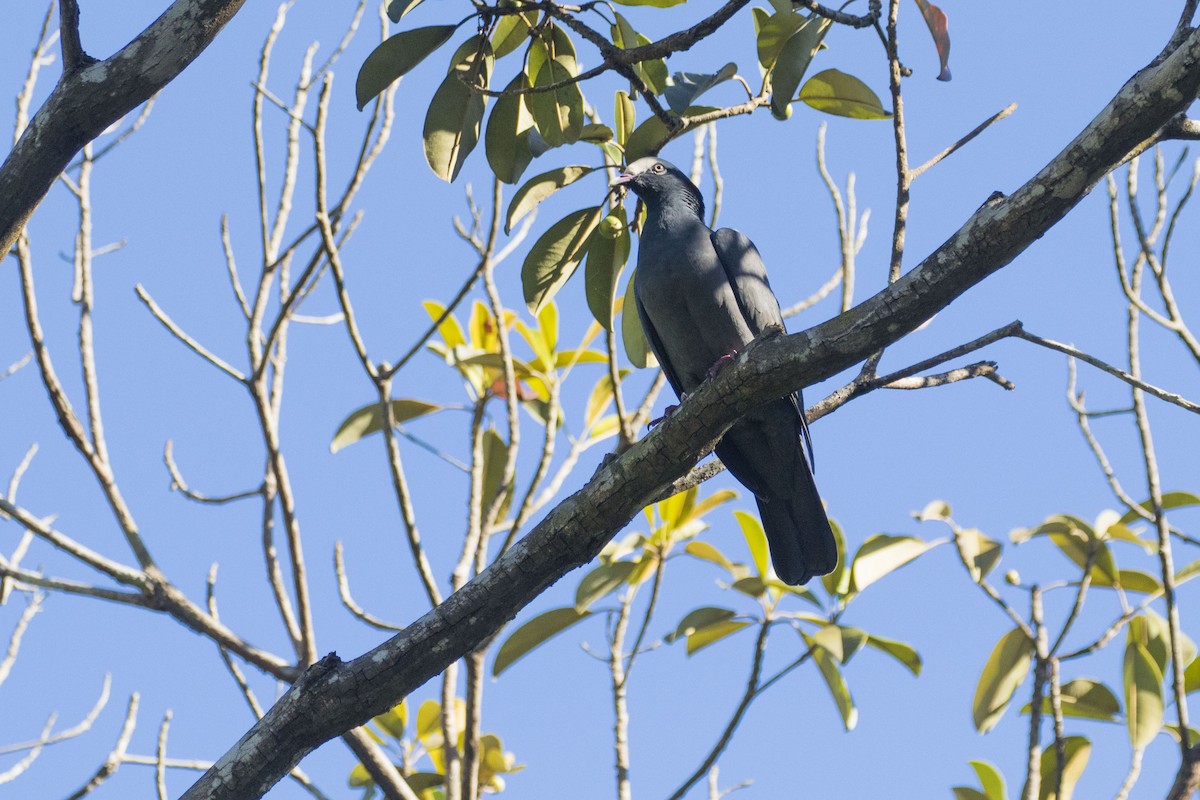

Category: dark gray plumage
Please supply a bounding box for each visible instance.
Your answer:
[614,157,837,585]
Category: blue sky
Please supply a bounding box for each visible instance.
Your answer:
[2,2,1199,798]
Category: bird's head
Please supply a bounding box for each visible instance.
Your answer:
[612,157,705,217]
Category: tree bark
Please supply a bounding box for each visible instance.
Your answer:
[180,25,1200,799]
[0,0,249,259]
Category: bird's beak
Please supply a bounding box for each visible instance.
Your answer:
[611,171,634,187]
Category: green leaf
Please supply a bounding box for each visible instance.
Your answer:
[952,790,989,800]
[1128,612,1172,676]
[756,10,807,70]
[1020,678,1120,722]
[685,541,736,573]
[1124,641,1164,750]
[423,37,492,182]
[958,528,1002,583]
[485,73,535,184]
[799,69,892,120]
[731,575,767,598]
[865,633,922,676]
[331,399,443,453]
[812,624,869,664]
[667,606,736,644]
[611,13,668,94]
[735,510,770,579]
[663,63,737,114]
[810,638,858,730]
[912,0,952,81]
[1118,491,1200,525]
[372,700,407,739]
[620,270,655,368]
[386,0,423,22]
[521,206,604,313]
[820,517,850,597]
[970,760,1008,800]
[972,627,1033,733]
[614,91,635,146]
[348,762,373,788]
[479,428,512,519]
[491,11,537,59]
[493,607,591,676]
[1185,656,1200,694]
[584,207,630,330]
[1089,568,1160,594]
[687,619,750,655]
[1038,736,1090,800]
[849,534,937,594]
[575,561,637,611]
[506,165,596,233]
[769,17,831,118]
[527,58,585,147]
[356,25,457,110]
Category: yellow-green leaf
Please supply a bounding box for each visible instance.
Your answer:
[331,400,443,453]
[1020,678,1119,722]
[575,561,637,611]
[866,633,922,676]
[811,640,858,730]
[687,619,749,655]
[493,607,591,676]
[1124,641,1164,749]
[799,68,892,120]
[620,271,655,368]
[970,760,1007,800]
[972,627,1032,733]
[735,510,770,579]
[1038,736,1090,800]
[850,534,937,594]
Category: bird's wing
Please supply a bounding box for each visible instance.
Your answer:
[635,290,685,398]
[710,227,785,337]
[711,226,816,467]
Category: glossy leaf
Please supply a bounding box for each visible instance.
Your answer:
[331,399,443,453]
[1118,491,1200,524]
[494,607,591,676]
[770,17,830,118]
[584,207,631,330]
[849,534,937,594]
[527,58,585,147]
[491,11,536,59]
[913,0,952,81]
[756,10,807,70]
[687,619,750,655]
[485,73,535,184]
[423,37,492,182]
[685,541,736,573]
[506,165,596,233]
[386,0,422,22]
[735,510,770,579]
[614,91,635,146]
[372,700,407,739]
[1038,736,1090,800]
[664,63,737,114]
[972,627,1032,733]
[575,561,637,611]
[1124,641,1164,749]
[356,25,457,110]
[799,69,892,120]
[811,640,858,730]
[820,517,850,597]
[970,760,1007,800]
[1020,678,1120,722]
[866,633,922,676]
[521,206,604,313]
[621,271,655,368]
[813,624,868,664]
[958,528,1002,582]
[666,606,736,644]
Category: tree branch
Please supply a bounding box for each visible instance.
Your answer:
[181,24,1200,800]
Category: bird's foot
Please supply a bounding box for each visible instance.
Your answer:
[705,348,741,380]
[647,395,686,428]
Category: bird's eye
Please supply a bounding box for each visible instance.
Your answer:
[652,163,665,173]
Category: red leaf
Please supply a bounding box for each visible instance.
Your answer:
[490,376,536,401]
[913,0,951,82]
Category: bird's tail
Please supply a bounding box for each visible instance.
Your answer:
[755,465,837,586]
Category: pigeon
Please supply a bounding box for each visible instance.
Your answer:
[613,157,837,585]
